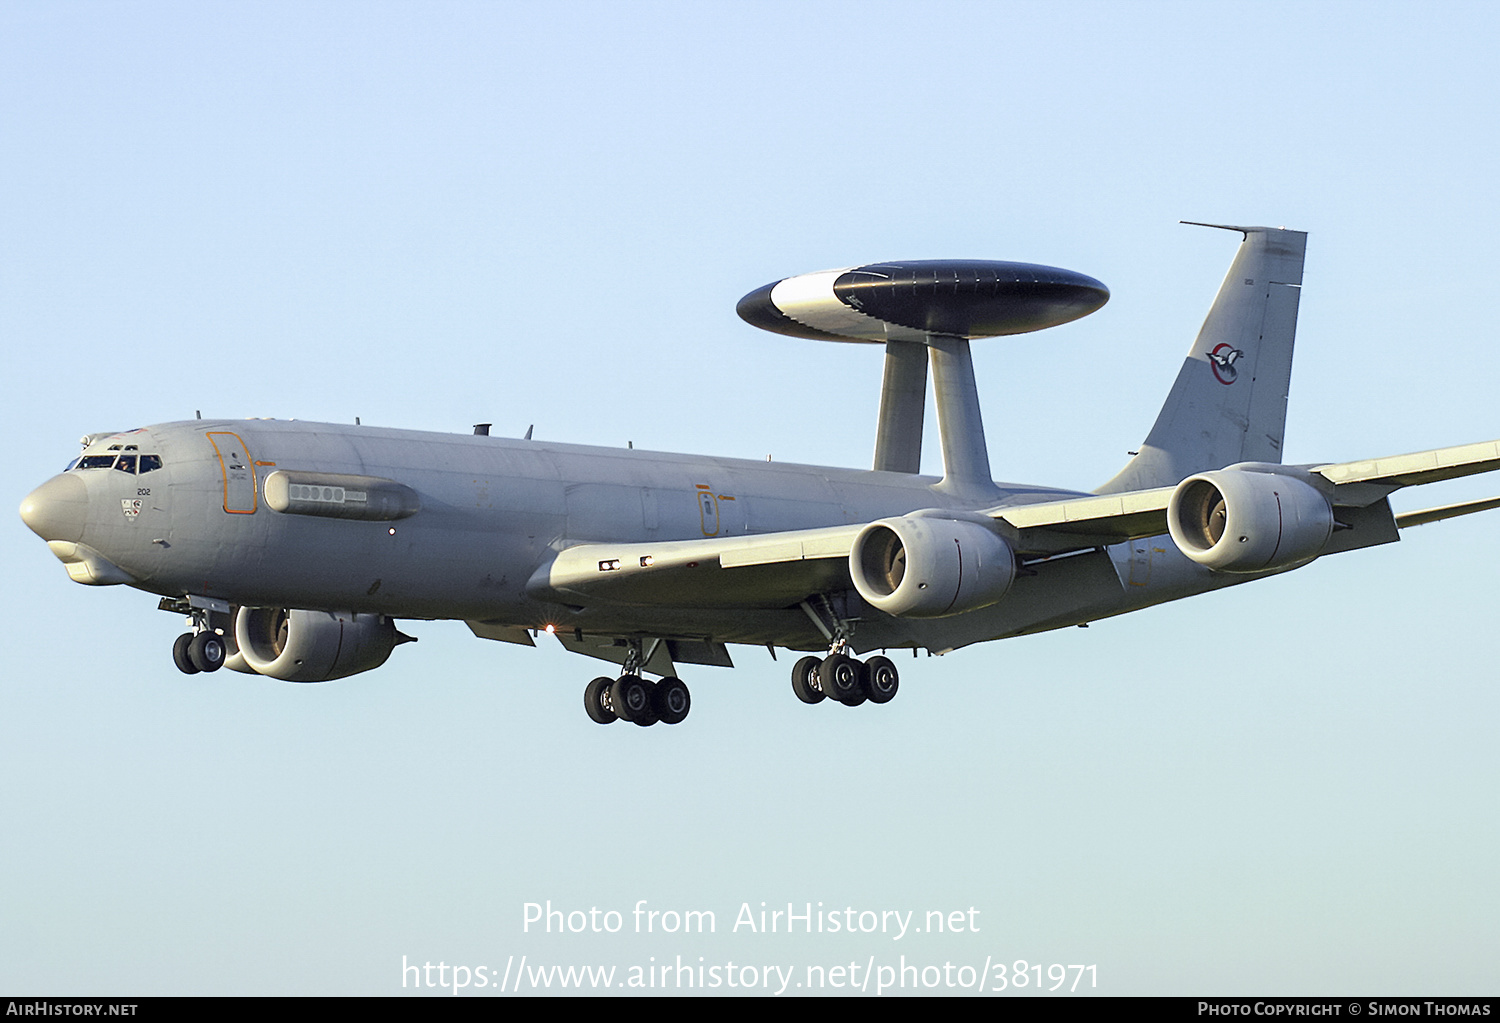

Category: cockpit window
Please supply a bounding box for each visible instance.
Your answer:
[76,452,162,472]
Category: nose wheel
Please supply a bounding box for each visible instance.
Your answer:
[172,631,227,674]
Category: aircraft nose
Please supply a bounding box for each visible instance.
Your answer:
[19,474,90,542]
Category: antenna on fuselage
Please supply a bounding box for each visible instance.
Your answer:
[735,260,1110,498]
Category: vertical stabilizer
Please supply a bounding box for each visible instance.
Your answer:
[1097,224,1307,495]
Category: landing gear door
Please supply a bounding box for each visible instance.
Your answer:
[206,431,257,514]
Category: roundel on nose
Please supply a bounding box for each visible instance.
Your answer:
[20,474,89,543]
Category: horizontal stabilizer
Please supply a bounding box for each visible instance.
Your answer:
[1395,495,1500,528]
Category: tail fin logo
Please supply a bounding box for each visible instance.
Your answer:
[1208,343,1244,385]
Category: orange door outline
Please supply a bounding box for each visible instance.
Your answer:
[207,432,257,514]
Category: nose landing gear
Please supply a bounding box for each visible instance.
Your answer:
[162,596,233,675]
[172,630,226,674]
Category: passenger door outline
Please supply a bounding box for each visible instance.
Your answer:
[207,432,257,514]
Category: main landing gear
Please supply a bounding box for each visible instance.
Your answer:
[584,674,691,726]
[790,652,899,707]
[581,639,691,726]
[790,595,900,708]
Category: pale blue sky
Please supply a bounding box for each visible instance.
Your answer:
[3,0,1497,995]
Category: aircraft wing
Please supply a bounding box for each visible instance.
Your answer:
[1310,439,1500,530]
[997,439,1500,553]
[525,524,864,609]
[526,488,1199,607]
[991,488,1177,554]
[528,440,1500,608]
[1311,439,1500,498]
[525,491,1186,609]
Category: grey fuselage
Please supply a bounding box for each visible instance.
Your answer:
[38,417,1230,657]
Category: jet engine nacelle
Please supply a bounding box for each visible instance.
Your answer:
[1167,468,1335,574]
[849,514,1016,618]
[234,607,401,682]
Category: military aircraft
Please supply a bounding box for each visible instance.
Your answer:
[19,223,1500,727]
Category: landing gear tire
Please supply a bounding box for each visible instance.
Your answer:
[820,654,864,705]
[653,676,691,725]
[188,631,226,673]
[584,676,618,724]
[861,655,899,704]
[791,655,825,704]
[611,675,657,726]
[631,681,659,727]
[173,633,200,675]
